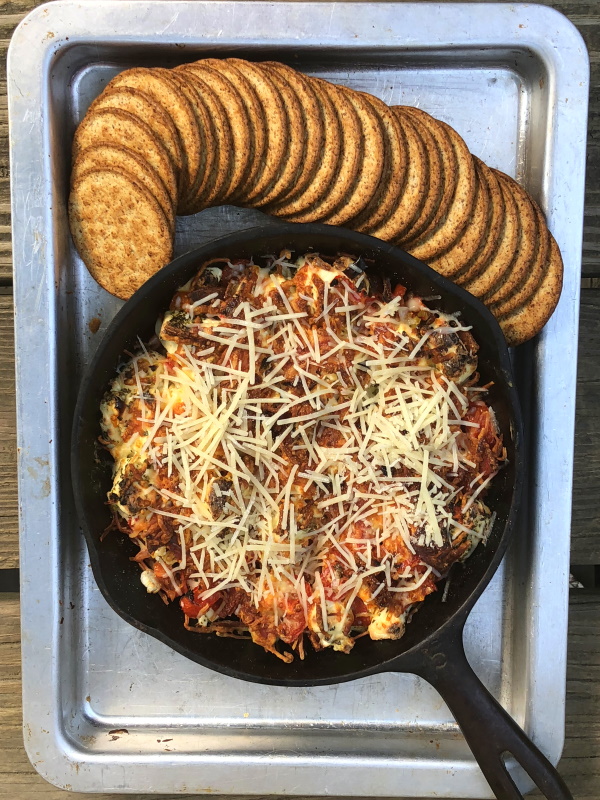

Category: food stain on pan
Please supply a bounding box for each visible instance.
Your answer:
[108,728,129,741]
[26,457,50,498]
[88,317,101,334]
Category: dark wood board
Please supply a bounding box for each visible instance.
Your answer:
[572,290,600,564]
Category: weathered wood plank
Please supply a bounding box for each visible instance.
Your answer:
[534,591,600,800]
[571,289,600,564]
[0,291,17,568]
[0,0,50,281]
[0,9,28,277]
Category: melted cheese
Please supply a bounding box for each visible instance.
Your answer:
[101,254,499,645]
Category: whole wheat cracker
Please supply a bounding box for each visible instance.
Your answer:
[492,199,550,318]
[268,75,341,218]
[224,59,288,206]
[73,107,178,204]
[350,94,408,233]
[285,77,363,223]
[202,58,268,204]
[251,63,306,207]
[461,175,520,298]
[72,143,175,229]
[171,69,233,209]
[89,86,183,177]
[454,159,504,288]
[500,235,563,346]
[167,70,220,213]
[405,118,476,260]
[323,86,385,226]
[262,62,326,211]
[428,157,490,278]
[399,107,458,245]
[179,63,252,203]
[391,107,443,243]
[483,172,538,306]
[106,68,200,198]
[69,168,172,299]
[370,111,427,242]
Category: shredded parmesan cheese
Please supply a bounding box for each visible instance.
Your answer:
[101,252,503,660]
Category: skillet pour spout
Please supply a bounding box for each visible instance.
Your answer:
[71,221,571,800]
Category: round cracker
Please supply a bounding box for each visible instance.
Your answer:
[284,78,363,223]
[454,159,504,287]
[462,174,520,297]
[73,107,178,205]
[399,107,458,245]
[269,74,341,218]
[250,63,306,207]
[106,68,200,198]
[166,70,219,212]
[90,86,183,177]
[71,143,175,229]
[482,172,538,306]
[390,107,443,242]
[370,111,427,242]
[200,58,268,203]
[491,200,550,317]
[262,62,325,211]
[178,62,251,203]
[499,235,563,347]
[427,158,490,278]
[323,86,385,225]
[406,119,476,259]
[224,58,288,205]
[350,94,408,233]
[69,168,172,299]
[171,69,233,210]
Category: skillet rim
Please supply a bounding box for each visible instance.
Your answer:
[71,221,523,686]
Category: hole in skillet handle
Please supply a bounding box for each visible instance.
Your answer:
[72,220,521,687]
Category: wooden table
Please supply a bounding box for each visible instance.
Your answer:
[0,1,598,798]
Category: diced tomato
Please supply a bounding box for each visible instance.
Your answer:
[464,402,488,428]
[352,597,371,625]
[320,560,342,599]
[463,401,503,477]
[179,586,222,619]
[279,607,306,644]
[153,562,187,599]
[393,283,407,298]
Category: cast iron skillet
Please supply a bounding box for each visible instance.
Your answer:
[72,222,571,800]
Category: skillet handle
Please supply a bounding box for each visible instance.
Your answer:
[407,633,572,800]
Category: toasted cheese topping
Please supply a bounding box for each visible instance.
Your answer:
[100,252,505,662]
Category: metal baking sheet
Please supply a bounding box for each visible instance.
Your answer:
[8,2,588,796]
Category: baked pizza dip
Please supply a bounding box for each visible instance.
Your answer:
[100,252,506,662]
